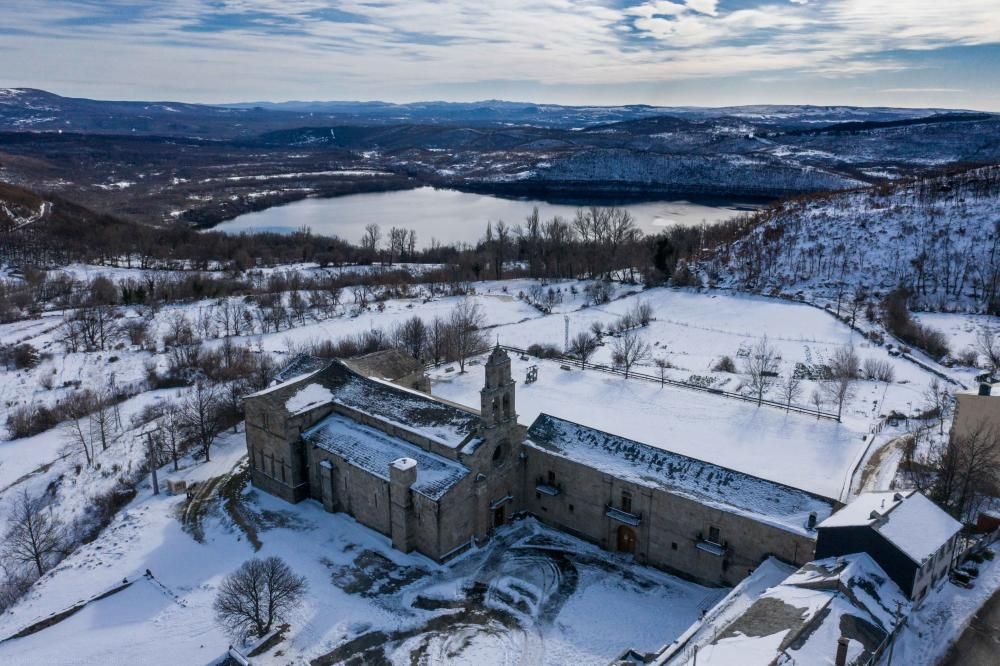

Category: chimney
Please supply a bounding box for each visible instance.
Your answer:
[807,512,817,529]
[980,383,992,397]
[835,637,850,666]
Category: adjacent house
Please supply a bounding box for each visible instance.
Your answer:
[815,490,962,601]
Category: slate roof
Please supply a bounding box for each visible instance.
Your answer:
[263,360,479,449]
[696,554,909,666]
[272,354,331,384]
[343,348,424,381]
[303,414,469,500]
[526,413,834,536]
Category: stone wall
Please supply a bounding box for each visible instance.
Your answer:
[522,445,817,587]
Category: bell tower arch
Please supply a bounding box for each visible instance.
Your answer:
[480,343,516,434]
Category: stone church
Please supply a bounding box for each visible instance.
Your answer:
[244,346,835,586]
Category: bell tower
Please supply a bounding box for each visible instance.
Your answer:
[480,343,516,433]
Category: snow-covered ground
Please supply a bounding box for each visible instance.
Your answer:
[0,268,990,663]
[0,433,723,665]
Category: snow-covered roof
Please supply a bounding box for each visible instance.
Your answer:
[819,491,962,564]
[819,491,907,529]
[526,414,834,536]
[303,414,469,500]
[244,355,330,399]
[252,360,479,449]
[285,383,334,415]
[875,493,962,564]
[695,554,909,666]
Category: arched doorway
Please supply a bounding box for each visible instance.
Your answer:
[617,525,637,554]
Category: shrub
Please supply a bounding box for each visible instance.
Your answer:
[527,343,562,359]
[713,355,737,373]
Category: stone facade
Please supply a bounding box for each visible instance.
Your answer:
[245,348,830,586]
[522,450,818,586]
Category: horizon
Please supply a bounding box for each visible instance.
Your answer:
[1,1,999,111]
[4,86,992,114]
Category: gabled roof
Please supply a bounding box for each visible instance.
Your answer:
[304,414,468,500]
[875,493,962,564]
[818,491,962,564]
[525,414,834,537]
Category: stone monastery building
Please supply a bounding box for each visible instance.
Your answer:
[245,346,836,586]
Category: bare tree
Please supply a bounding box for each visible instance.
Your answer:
[654,356,671,386]
[780,371,802,412]
[62,391,96,466]
[930,422,1000,521]
[178,382,222,462]
[427,315,448,366]
[744,335,780,406]
[825,345,860,421]
[923,377,953,436]
[395,316,428,361]
[214,556,307,640]
[447,300,487,373]
[976,326,1000,373]
[611,328,651,379]
[3,490,64,577]
[361,223,382,258]
[158,404,185,471]
[810,389,824,418]
[568,331,598,369]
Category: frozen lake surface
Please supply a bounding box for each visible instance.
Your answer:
[214,186,761,246]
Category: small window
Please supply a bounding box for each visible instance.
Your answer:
[621,490,632,514]
[547,470,556,485]
[569,504,575,513]
[262,412,268,429]
[671,542,678,551]
[280,459,286,482]
[492,443,506,467]
[708,526,721,545]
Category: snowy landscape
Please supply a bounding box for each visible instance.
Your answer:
[3,2,1000,664]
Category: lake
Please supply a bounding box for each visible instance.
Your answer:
[213,187,761,246]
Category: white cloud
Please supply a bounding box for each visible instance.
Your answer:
[0,0,997,106]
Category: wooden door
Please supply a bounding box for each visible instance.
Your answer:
[617,526,637,554]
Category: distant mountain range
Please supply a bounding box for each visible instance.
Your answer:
[0,88,989,136]
[1,88,998,228]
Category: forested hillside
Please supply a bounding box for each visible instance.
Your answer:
[709,167,1000,314]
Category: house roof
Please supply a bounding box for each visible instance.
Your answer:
[303,414,469,500]
[818,491,962,565]
[875,493,962,564]
[342,348,424,381]
[694,554,909,666]
[525,414,834,537]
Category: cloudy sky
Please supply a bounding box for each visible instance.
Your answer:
[2,0,999,109]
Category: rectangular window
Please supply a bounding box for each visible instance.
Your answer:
[280,459,286,482]
[547,470,556,484]
[621,490,632,514]
[708,526,721,545]
[262,412,268,429]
